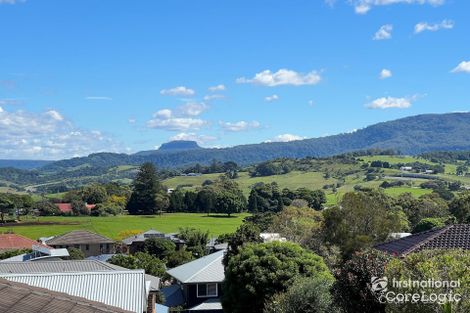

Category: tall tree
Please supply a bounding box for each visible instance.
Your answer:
[126,163,167,215]
[0,195,15,223]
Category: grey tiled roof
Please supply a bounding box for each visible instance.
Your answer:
[167,250,225,284]
[0,278,132,313]
[375,224,470,256]
[46,230,115,245]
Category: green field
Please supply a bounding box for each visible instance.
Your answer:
[164,171,336,195]
[2,213,249,240]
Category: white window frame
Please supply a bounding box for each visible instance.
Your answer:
[197,283,218,298]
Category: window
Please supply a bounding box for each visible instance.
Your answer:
[197,283,218,298]
[85,244,89,251]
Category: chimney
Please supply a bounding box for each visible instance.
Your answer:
[147,292,156,313]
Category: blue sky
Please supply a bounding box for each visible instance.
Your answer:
[0,0,469,159]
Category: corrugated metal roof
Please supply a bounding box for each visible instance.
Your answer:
[0,278,132,313]
[166,250,225,284]
[0,260,160,291]
[0,271,146,313]
[0,260,116,273]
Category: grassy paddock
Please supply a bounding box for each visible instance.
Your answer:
[1,213,249,240]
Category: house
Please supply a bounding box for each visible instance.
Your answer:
[375,224,470,256]
[0,278,132,313]
[55,203,97,214]
[0,233,48,253]
[0,270,147,313]
[0,259,160,294]
[206,238,228,254]
[260,233,287,243]
[400,166,413,171]
[45,230,116,257]
[164,250,225,312]
[121,229,185,254]
[0,244,69,262]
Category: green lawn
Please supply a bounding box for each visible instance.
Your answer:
[3,213,249,240]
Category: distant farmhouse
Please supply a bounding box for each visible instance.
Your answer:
[44,230,115,257]
[0,234,48,253]
[121,229,185,254]
[375,224,470,256]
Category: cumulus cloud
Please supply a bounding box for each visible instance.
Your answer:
[208,84,226,92]
[147,103,208,131]
[0,0,24,4]
[0,107,120,159]
[169,132,217,144]
[45,110,64,121]
[237,69,321,87]
[380,69,393,79]
[85,96,113,101]
[219,120,261,132]
[366,95,417,109]
[415,19,454,34]
[203,94,225,101]
[373,25,393,40]
[178,102,208,116]
[270,134,306,142]
[0,98,23,106]
[451,61,470,74]
[265,94,279,102]
[160,86,195,96]
[351,0,445,15]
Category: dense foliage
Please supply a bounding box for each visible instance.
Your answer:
[222,241,334,313]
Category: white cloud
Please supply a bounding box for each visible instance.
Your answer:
[351,0,445,15]
[203,94,225,101]
[179,102,208,116]
[0,98,23,106]
[451,61,470,74]
[155,109,173,119]
[147,117,206,131]
[308,100,315,107]
[169,132,217,144]
[237,69,321,87]
[208,84,226,92]
[265,94,279,102]
[45,110,64,121]
[85,96,113,101]
[373,25,393,40]
[128,118,136,124]
[160,86,195,96]
[414,19,454,34]
[0,0,24,4]
[367,96,417,109]
[380,69,393,79]
[219,120,261,132]
[0,107,120,159]
[270,134,306,142]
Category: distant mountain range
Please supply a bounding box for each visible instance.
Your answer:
[3,112,470,172]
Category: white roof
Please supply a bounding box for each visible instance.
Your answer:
[0,270,147,313]
[167,250,225,284]
[188,298,223,311]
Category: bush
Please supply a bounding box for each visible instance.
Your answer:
[264,276,337,313]
[222,241,334,313]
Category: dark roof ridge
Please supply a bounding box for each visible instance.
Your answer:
[401,225,453,255]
